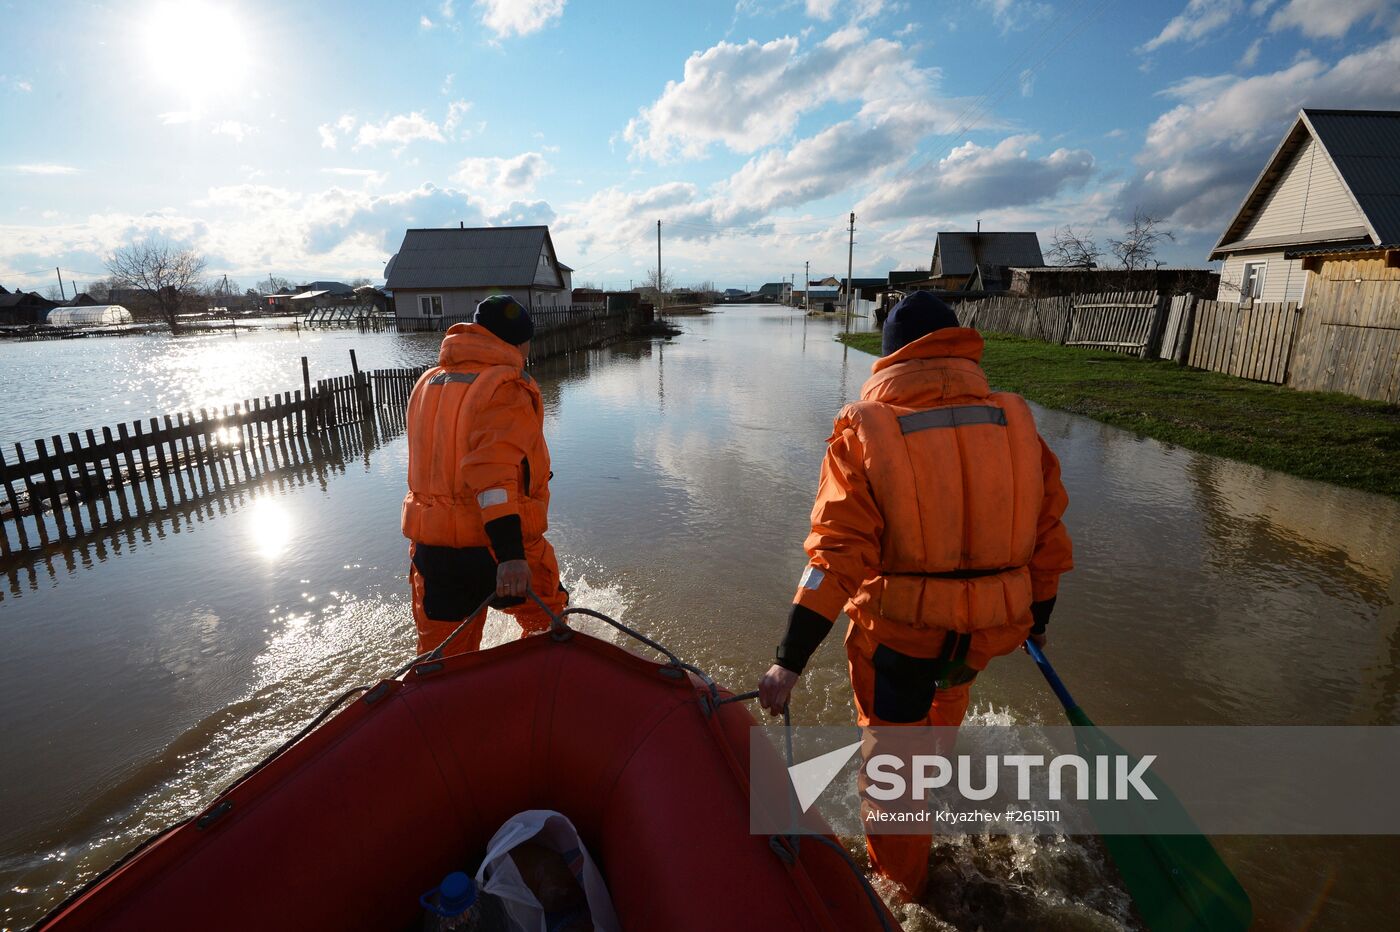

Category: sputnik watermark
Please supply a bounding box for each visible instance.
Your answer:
[749,725,1400,836]
[863,753,1156,802]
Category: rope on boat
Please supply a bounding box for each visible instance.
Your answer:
[181,585,895,932]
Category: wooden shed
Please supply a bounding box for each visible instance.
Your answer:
[1283,244,1400,402]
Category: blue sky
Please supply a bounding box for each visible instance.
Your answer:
[2,0,1399,293]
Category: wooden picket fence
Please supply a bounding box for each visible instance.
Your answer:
[1186,299,1301,384]
[0,356,427,566]
[963,290,1170,357]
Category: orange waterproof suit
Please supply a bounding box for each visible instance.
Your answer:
[402,323,567,655]
[787,327,1072,901]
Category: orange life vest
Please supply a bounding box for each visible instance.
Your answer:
[401,323,551,549]
[794,328,1071,664]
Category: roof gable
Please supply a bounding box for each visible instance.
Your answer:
[1211,109,1400,259]
[384,225,564,290]
[931,232,1044,276]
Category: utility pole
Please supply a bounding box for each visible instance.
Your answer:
[55,267,66,300]
[846,211,855,323]
[656,220,663,310]
[804,261,810,314]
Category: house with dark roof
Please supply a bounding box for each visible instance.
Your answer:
[295,281,354,296]
[383,225,572,323]
[928,231,1044,292]
[1210,109,1400,304]
[0,290,59,326]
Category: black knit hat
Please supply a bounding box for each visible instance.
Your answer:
[474,294,534,345]
[882,290,960,356]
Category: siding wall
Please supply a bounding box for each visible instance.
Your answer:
[1240,137,1364,240]
[1217,251,1304,304]
[1217,133,1366,305]
[395,286,565,317]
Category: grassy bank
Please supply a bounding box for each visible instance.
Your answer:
[839,331,1400,498]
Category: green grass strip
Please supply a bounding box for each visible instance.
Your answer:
[839,331,1400,498]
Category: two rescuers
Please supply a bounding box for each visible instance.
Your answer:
[758,290,1074,903]
[402,289,1073,906]
[402,295,568,655]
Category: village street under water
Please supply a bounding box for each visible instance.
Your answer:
[1,305,1398,930]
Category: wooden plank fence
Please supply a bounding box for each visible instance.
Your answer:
[1186,300,1301,384]
[962,290,1171,357]
[0,356,427,566]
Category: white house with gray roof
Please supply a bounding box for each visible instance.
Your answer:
[1209,109,1400,304]
[384,224,572,323]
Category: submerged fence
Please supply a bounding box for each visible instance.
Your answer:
[0,355,426,568]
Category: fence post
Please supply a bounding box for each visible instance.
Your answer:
[1144,292,1171,359]
[1177,296,1200,365]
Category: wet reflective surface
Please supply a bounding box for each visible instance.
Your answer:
[2,306,1398,930]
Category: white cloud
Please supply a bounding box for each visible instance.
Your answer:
[211,121,256,142]
[978,0,1053,33]
[623,30,957,161]
[1019,68,1035,96]
[475,0,566,38]
[420,14,434,28]
[1266,0,1396,38]
[1123,35,1400,232]
[16,79,32,92]
[444,99,474,136]
[805,0,839,20]
[439,0,457,18]
[1140,0,1243,53]
[9,164,82,175]
[321,167,387,186]
[857,134,1096,221]
[452,152,551,200]
[354,112,445,150]
[318,123,339,149]
[159,110,200,125]
[1238,37,1263,68]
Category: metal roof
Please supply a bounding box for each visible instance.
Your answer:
[932,232,1043,277]
[1211,109,1400,259]
[384,226,561,290]
[1283,242,1400,259]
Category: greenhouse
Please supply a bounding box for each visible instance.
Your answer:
[45,305,134,327]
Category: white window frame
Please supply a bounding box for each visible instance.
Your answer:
[418,294,443,317]
[1240,261,1267,301]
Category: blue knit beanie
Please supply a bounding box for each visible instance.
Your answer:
[882,291,960,356]
[474,294,534,345]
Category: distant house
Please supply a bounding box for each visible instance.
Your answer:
[61,292,101,307]
[384,225,573,323]
[0,290,59,326]
[757,282,784,299]
[296,280,354,296]
[839,277,885,305]
[1210,109,1400,304]
[928,231,1044,292]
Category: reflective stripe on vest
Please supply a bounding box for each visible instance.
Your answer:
[898,404,1007,434]
[427,371,478,386]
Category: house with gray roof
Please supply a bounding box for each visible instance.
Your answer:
[383,224,572,324]
[929,231,1044,292]
[1210,109,1400,304]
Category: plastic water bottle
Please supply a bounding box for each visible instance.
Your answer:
[420,871,482,931]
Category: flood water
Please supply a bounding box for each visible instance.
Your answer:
[2,306,1398,930]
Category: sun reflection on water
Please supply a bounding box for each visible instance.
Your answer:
[244,497,293,560]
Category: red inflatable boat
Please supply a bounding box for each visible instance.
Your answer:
[37,618,895,931]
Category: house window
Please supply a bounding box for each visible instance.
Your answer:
[418,295,443,317]
[1240,262,1266,301]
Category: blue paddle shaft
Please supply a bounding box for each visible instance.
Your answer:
[1025,640,1079,713]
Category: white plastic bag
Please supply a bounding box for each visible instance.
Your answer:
[475,810,620,932]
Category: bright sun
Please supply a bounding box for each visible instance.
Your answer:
[141,2,252,103]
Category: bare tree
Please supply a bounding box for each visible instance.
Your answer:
[257,275,293,294]
[1109,210,1175,272]
[43,284,65,301]
[106,239,206,333]
[641,267,673,299]
[1047,225,1102,268]
[349,276,373,288]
